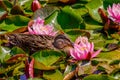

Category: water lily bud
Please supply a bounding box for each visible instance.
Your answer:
[31,0,41,12]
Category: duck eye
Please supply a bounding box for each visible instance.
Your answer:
[53,39,65,49]
[57,39,64,45]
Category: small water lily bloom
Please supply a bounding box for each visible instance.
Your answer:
[28,17,57,36]
[31,0,41,12]
[70,36,101,60]
[107,3,120,23]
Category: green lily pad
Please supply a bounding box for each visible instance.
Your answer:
[65,29,90,41]
[57,6,83,29]
[0,46,10,63]
[3,0,13,9]
[34,61,58,70]
[32,50,63,70]
[103,0,120,9]
[5,15,30,26]
[10,47,25,55]
[45,11,63,31]
[97,50,120,60]
[33,6,58,19]
[84,16,103,30]
[85,0,103,22]
[43,70,63,80]
[0,15,30,31]
[83,74,114,80]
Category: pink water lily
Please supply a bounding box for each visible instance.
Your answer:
[107,3,120,23]
[28,17,57,36]
[70,36,101,60]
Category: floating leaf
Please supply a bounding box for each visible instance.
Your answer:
[10,5,25,15]
[83,74,114,80]
[10,47,26,55]
[33,6,58,19]
[103,0,120,9]
[0,46,10,63]
[84,16,103,30]
[85,0,103,22]
[0,15,30,31]
[13,62,25,76]
[6,54,28,64]
[34,60,57,70]
[65,29,90,41]
[43,70,63,80]
[97,50,120,60]
[5,15,30,26]
[57,6,83,29]
[45,11,63,31]
[3,0,13,9]
[32,50,63,70]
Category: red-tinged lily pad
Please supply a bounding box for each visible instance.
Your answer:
[6,54,28,64]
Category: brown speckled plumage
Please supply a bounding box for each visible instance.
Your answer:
[2,33,73,54]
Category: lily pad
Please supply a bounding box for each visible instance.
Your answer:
[84,16,103,30]
[97,49,120,61]
[65,29,90,41]
[43,70,63,80]
[103,0,120,9]
[0,15,30,31]
[45,11,63,31]
[57,6,83,29]
[0,46,10,63]
[33,6,58,20]
[32,50,63,70]
[83,74,114,80]
[85,0,103,22]
[10,47,25,55]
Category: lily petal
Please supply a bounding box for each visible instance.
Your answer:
[91,49,102,58]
